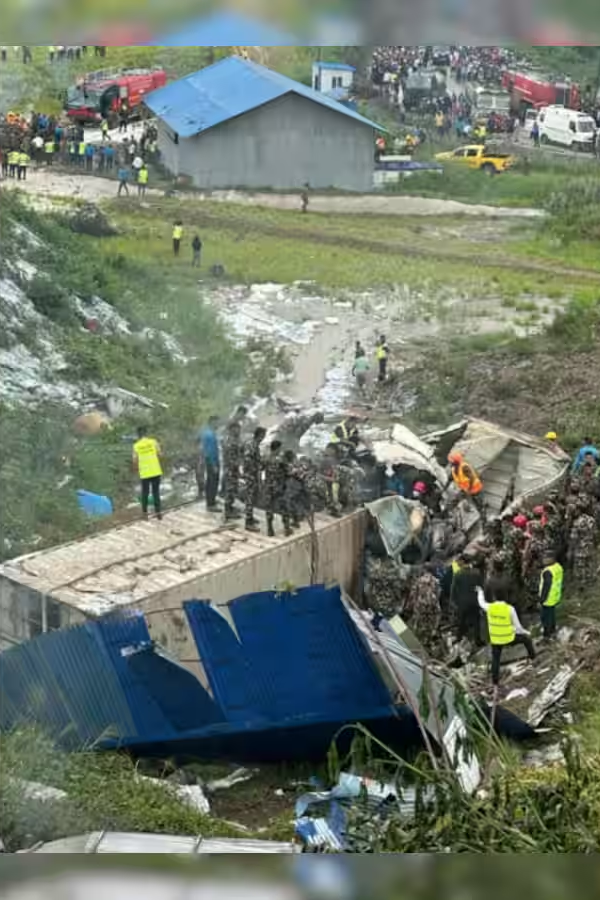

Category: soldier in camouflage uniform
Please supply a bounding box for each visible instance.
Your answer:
[222,421,242,521]
[264,440,292,537]
[545,499,566,561]
[569,501,597,589]
[364,553,405,619]
[242,426,266,532]
[501,518,525,597]
[283,450,311,528]
[409,567,444,658]
[522,521,546,610]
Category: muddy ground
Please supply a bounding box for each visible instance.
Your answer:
[4,168,543,218]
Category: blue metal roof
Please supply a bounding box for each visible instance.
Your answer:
[144,11,299,47]
[144,56,382,139]
[315,62,356,72]
[0,585,399,760]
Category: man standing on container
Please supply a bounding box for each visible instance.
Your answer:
[133,425,163,521]
[222,420,242,522]
[199,415,221,511]
[243,426,266,532]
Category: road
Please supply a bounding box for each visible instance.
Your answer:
[3,168,544,219]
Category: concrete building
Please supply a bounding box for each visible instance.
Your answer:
[144,56,382,192]
[312,61,355,100]
[0,505,364,675]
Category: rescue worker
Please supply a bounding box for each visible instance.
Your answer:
[448,451,483,500]
[375,335,389,383]
[172,220,183,257]
[264,440,292,537]
[198,415,220,511]
[477,585,535,688]
[132,425,163,521]
[222,421,242,522]
[544,430,565,455]
[8,147,19,177]
[192,234,202,268]
[243,426,266,532]
[78,138,86,167]
[539,552,564,639]
[522,521,546,610]
[568,501,597,589]
[17,148,29,180]
[330,416,360,452]
[284,450,310,528]
[101,118,109,142]
[137,163,149,196]
[301,182,309,213]
[409,566,444,658]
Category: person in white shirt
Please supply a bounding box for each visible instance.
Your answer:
[476,586,535,687]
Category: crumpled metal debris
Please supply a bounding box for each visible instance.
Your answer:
[205,768,256,793]
[527,665,576,728]
[523,742,565,769]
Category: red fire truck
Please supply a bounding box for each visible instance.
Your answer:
[65,67,167,125]
[501,70,581,116]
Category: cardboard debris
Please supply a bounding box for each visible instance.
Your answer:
[523,743,565,769]
[527,665,576,728]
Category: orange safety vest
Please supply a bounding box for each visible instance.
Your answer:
[452,461,482,495]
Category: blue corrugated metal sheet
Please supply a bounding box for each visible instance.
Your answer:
[185,586,392,726]
[144,57,383,139]
[0,586,408,761]
[145,11,299,47]
[0,611,223,749]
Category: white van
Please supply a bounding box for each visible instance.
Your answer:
[538,105,596,150]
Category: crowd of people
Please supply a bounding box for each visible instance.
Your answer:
[364,432,600,687]
[0,109,159,190]
[0,46,106,64]
[371,44,521,142]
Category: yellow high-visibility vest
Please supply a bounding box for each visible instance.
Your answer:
[451,560,462,575]
[486,601,515,646]
[540,562,563,608]
[44,141,54,154]
[138,168,148,184]
[79,142,86,155]
[101,120,109,132]
[18,152,29,166]
[133,437,163,479]
[8,150,19,165]
[376,344,388,361]
[172,225,183,240]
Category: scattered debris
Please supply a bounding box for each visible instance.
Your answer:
[69,202,119,237]
[523,743,565,769]
[9,778,68,803]
[206,768,257,793]
[505,687,530,703]
[137,775,210,816]
[23,832,298,854]
[527,665,576,727]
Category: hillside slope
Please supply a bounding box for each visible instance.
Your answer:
[0,191,246,559]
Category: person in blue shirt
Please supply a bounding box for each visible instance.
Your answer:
[84,141,95,172]
[103,143,115,171]
[572,437,600,473]
[383,463,406,497]
[198,416,220,510]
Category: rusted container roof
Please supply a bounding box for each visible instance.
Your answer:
[0,505,337,617]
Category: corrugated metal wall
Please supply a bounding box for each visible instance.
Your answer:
[0,586,395,756]
[159,93,375,191]
[185,585,392,725]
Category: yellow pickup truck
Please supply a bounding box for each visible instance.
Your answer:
[435,144,515,175]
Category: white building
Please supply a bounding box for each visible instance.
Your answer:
[311,61,355,100]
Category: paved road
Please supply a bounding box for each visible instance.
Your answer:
[4,168,544,218]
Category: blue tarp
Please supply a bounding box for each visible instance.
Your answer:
[0,586,408,761]
[144,57,383,139]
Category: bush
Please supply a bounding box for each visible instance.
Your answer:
[544,180,600,242]
[26,276,78,326]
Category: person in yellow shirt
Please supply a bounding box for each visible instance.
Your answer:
[137,163,149,196]
[172,220,183,256]
[18,149,29,181]
[133,425,163,520]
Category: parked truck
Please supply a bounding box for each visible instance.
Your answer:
[65,66,167,125]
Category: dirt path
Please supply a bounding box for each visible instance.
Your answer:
[4,168,543,218]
